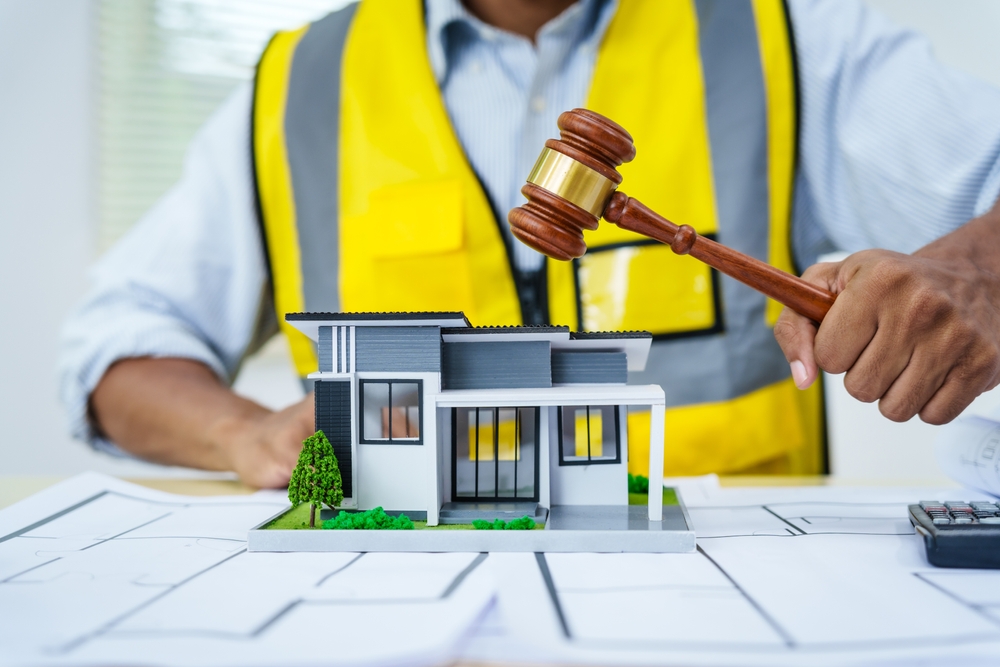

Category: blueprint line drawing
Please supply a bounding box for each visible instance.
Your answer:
[493,487,1000,666]
[1,492,109,544]
[56,547,249,653]
[694,545,795,648]
[914,571,1000,629]
[314,552,364,586]
[533,552,569,637]
[531,551,792,652]
[0,473,495,667]
[689,500,918,539]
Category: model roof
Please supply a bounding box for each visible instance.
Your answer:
[286,311,471,325]
[441,324,570,335]
[285,311,653,371]
[570,330,652,340]
[285,311,472,341]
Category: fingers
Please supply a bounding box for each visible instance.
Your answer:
[279,393,316,463]
[773,261,842,389]
[290,392,316,440]
[875,349,950,422]
[812,258,882,375]
[917,352,1000,424]
[774,308,819,389]
[920,374,989,425]
[777,247,1000,425]
[235,395,316,489]
[251,458,299,490]
[841,327,912,404]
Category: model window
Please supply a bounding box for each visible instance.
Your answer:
[360,380,421,443]
[558,405,620,465]
[453,407,538,501]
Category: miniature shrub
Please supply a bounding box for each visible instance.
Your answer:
[323,507,414,530]
[628,473,649,495]
[472,516,535,530]
[507,516,536,530]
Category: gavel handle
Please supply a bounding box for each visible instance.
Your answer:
[604,192,836,323]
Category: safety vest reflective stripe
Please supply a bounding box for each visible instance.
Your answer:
[252,24,312,372]
[251,0,824,475]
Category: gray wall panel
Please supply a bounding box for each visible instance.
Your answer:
[552,351,627,384]
[355,327,441,372]
[318,326,333,373]
[442,341,551,389]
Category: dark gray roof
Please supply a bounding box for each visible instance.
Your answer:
[570,331,652,340]
[441,324,570,335]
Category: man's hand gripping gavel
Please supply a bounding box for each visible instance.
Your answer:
[509,109,1000,424]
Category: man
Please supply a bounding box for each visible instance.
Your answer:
[60,0,1000,487]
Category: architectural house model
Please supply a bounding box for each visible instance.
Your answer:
[248,312,695,552]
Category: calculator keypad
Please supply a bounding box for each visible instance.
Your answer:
[919,501,1000,525]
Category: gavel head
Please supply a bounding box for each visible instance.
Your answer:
[508,108,635,260]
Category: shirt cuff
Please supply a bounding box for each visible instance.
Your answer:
[974,158,1000,217]
[60,321,229,455]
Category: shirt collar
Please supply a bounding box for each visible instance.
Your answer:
[425,0,617,87]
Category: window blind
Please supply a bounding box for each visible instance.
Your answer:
[97,0,349,253]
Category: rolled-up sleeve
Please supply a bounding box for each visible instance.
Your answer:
[789,0,1000,267]
[58,83,269,453]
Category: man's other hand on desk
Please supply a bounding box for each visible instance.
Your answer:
[90,358,313,488]
[775,205,1000,425]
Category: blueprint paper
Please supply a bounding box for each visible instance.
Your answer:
[936,413,1000,496]
[491,484,1000,667]
[0,473,494,667]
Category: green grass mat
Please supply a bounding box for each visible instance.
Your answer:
[262,504,544,531]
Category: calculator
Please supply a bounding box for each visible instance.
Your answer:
[908,501,1000,569]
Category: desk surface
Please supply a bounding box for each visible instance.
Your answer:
[0,475,972,667]
[0,474,955,510]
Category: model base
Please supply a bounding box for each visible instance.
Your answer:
[247,499,695,553]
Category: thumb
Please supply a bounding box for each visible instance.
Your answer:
[774,308,819,389]
[773,261,841,390]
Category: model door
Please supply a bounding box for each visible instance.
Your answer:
[452,407,538,501]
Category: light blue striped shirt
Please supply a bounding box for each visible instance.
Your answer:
[60,0,1000,453]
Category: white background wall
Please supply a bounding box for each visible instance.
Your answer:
[0,1,159,477]
[1,0,998,480]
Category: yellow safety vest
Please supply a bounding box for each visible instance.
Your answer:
[252,0,824,476]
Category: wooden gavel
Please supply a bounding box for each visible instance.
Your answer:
[508,108,836,323]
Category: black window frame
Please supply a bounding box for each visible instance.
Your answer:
[557,405,622,466]
[451,406,541,502]
[358,379,423,445]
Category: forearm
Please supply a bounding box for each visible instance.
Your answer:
[90,357,314,487]
[916,200,1000,274]
[89,357,266,472]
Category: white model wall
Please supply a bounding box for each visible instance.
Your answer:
[548,407,629,505]
[356,445,430,512]
[354,372,440,515]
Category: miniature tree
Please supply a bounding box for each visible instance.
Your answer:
[288,430,344,528]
